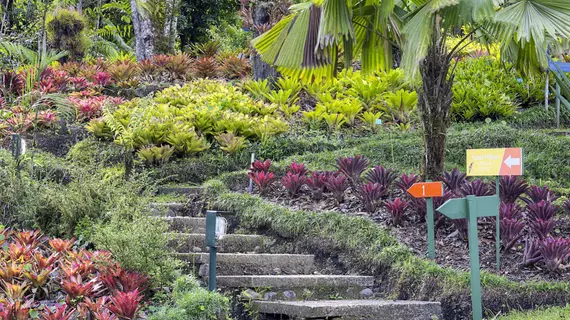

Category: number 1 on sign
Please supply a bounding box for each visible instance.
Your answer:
[422,185,426,196]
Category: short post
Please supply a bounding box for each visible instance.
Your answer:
[466,196,483,320]
[248,153,255,193]
[205,211,218,291]
[11,134,21,159]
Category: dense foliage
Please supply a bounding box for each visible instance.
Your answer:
[0,228,148,319]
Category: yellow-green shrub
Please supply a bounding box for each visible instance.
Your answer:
[89,79,289,163]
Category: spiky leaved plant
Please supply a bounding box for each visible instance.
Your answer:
[365,165,398,189]
[281,172,307,198]
[526,200,558,221]
[442,168,467,193]
[385,198,409,226]
[522,185,559,205]
[358,182,387,214]
[500,218,525,252]
[496,176,528,204]
[460,179,493,197]
[325,174,349,204]
[335,155,369,187]
[395,173,420,194]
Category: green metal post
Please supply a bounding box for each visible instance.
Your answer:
[426,179,435,259]
[205,211,217,291]
[426,197,435,259]
[495,177,501,271]
[467,196,483,320]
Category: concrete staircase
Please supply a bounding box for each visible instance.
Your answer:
[154,186,442,320]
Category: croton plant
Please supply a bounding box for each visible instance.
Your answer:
[0,226,148,320]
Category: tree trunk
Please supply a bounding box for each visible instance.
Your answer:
[131,0,154,61]
[418,33,454,181]
[252,1,278,81]
[163,0,178,53]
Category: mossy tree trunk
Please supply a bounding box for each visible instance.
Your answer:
[131,0,154,60]
[418,30,453,181]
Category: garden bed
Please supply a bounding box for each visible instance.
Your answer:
[229,177,570,283]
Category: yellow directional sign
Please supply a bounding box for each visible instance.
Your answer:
[466,148,523,177]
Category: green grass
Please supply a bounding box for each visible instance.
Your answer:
[497,305,570,319]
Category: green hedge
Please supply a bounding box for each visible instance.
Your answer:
[204,177,570,319]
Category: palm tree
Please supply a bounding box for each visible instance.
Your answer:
[252,0,570,179]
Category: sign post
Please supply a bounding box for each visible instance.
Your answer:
[435,147,523,320]
[407,181,443,259]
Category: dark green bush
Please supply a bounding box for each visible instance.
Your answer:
[47,8,89,61]
[510,106,570,129]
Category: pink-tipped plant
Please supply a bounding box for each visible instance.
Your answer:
[250,159,271,173]
[325,175,349,204]
[385,198,409,226]
[286,161,308,176]
[40,304,76,320]
[281,172,307,198]
[107,289,144,320]
[522,240,542,267]
[248,171,277,195]
[359,182,387,214]
[365,166,398,188]
[307,171,328,200]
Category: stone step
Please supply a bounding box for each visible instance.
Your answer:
[176,253,314,275]
[150,201,203,217]
[168,233,266,253]
[163,217,206,233]
[253,300,442,320]
[158,186,203,195]
[220,275,375,300]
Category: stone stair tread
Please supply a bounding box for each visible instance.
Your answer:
[253,299,442,320]
[163,217,206,232]
[158,186,203,195]
[168,233,265,253]
[217,275,374,288]
[176,253,314,275]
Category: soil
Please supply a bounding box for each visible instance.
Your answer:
[234,182,570,284]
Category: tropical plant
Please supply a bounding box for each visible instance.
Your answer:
[442,168,467,193]
[325,174,349,204]
[526,201,559,222]
[281,172,308,198]
[380,89,417,125]
[460,179,493,197]
[385,198,409,226]
[307,171,328,200]
[396,173,420,193]
[215,133,248,154]
[365,165,397,189]
[497,176,528,204]
[538,237,570,272]
[529,219,556,240]
[523,185,559,204]
[287,162,309,176]
[359,182,387,214]
[335,155,369,186]
[359,111,384,132]
[500,218,525,252]
[250,159,272,173]
[249,171,277,195]
[252,0,570,180]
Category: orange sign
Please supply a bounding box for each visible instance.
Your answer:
[466,148,523,176]
[407,182,444,198]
